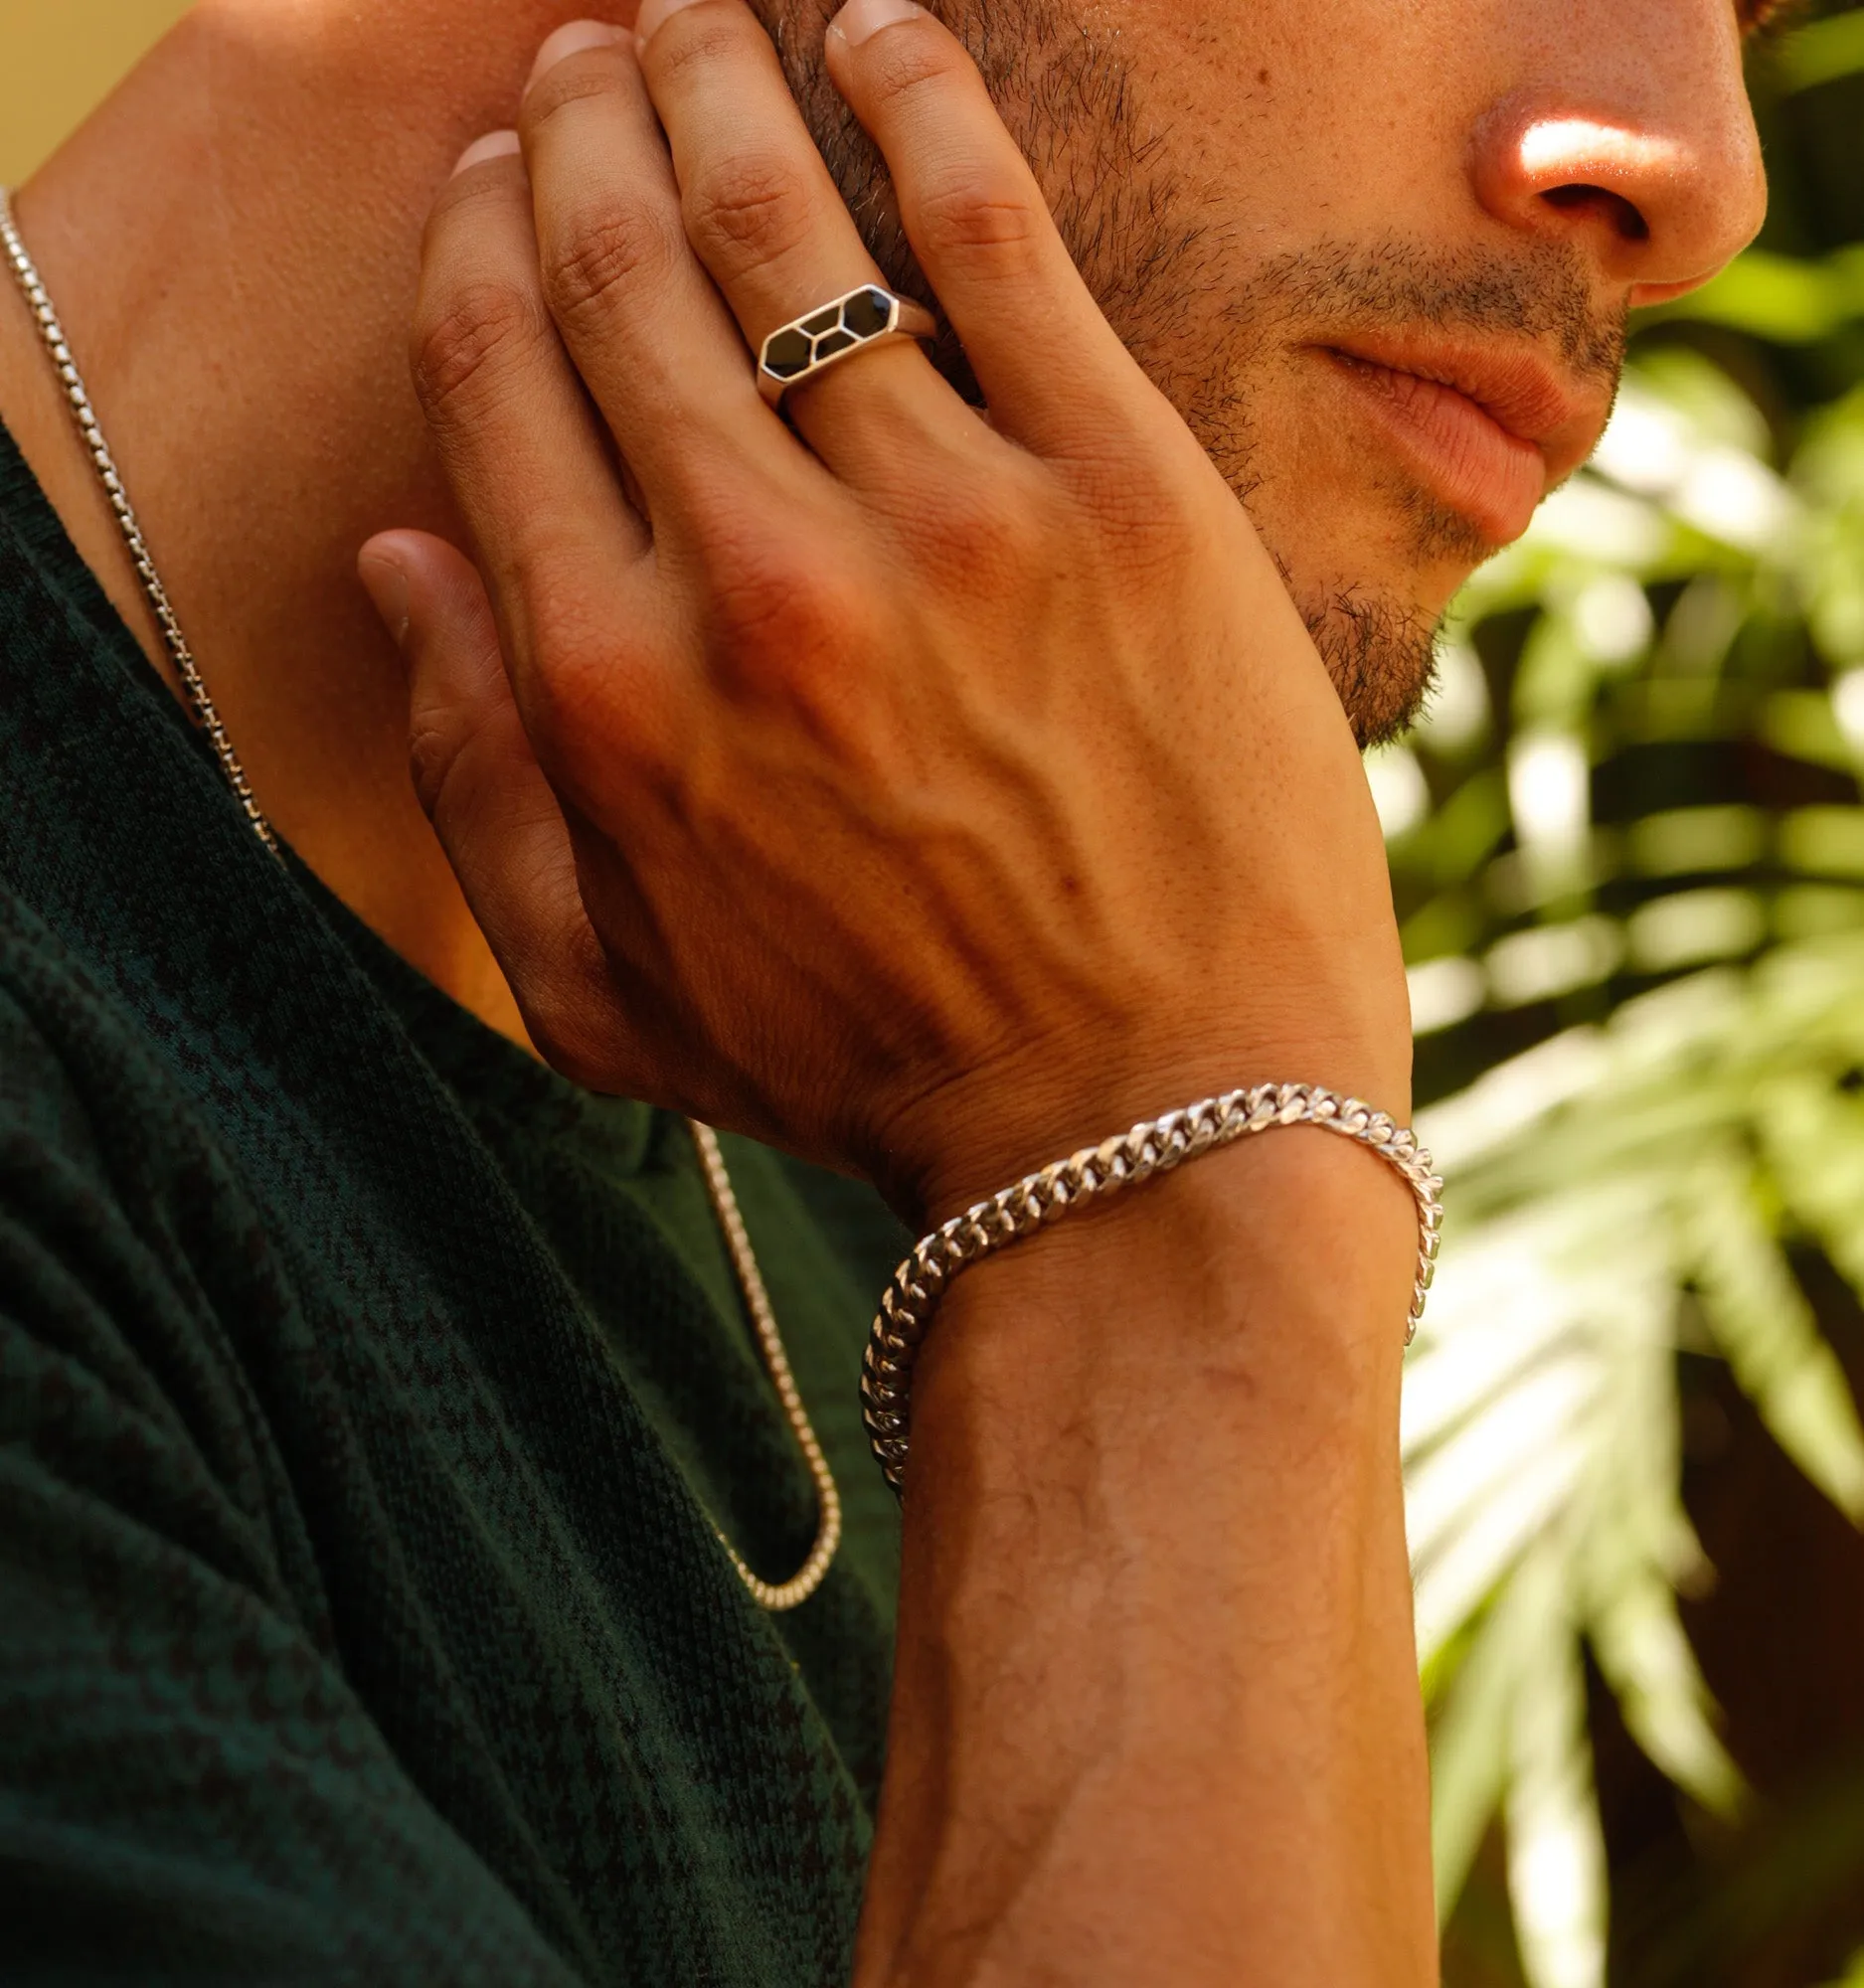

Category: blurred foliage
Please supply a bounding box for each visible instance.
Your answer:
[1398,7,1864,1984]
[1412,954,1864,1987]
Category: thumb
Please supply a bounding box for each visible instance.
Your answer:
[357,530,626,1086]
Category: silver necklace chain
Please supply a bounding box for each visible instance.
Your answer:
[0,186,840,1614]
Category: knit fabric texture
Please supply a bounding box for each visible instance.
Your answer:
[0,416,907,1986]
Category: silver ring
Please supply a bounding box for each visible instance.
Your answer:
[757,284,936,407]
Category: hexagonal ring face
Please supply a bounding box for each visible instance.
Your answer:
[756,285,935,406]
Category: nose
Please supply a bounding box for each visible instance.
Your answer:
[1470,10,1768,307]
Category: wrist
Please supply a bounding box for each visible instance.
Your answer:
[888,1026,1414,1234]
[896,1121,1417,1494]
[870,1127,1431,1988]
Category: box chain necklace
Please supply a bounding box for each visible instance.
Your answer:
[0,188,841,1614]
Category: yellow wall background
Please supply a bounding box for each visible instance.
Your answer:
[0,1,194,187]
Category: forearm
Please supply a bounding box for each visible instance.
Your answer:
[857,1131,1435,1988]
[386,14,1433,1973]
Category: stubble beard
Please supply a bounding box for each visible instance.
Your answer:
[766,0,1627,748]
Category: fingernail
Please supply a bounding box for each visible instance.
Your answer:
[633,0,706,46]
[526,19,625,91]
[451,130,523,178]
[827,0,923,47]
[358,554,412,650]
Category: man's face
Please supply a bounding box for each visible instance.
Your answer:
[779,0,1768,743]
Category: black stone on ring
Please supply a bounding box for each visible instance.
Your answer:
[757,285,936,407]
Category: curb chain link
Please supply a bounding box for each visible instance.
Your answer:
[862,1082,1441,1497]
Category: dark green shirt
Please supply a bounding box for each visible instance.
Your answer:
[0,418,905,1985]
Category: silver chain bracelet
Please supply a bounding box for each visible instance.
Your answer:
[860,1082,1442,1497]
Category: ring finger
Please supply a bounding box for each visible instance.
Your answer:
[633,0,979,484]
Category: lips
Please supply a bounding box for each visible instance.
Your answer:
[1316,336,1610,549]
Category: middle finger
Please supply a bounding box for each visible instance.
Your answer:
[519,25,805,515]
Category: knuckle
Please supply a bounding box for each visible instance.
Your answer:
[407,693,479,827]
[698,528,872,689]
[521,968,620,1093]
[716,556,845,662]
[1077,430,1199,550]
[520,58,623,134]
[649,6,759,83]
[420,167,507,263]
[684,152,816,280]
[521,613,625,744]
[412,278,552,423]
[542,195,684,332]
[911,169,1040,268]
[524,613,679,805]
[860,26,963,111]
[918,480,1045,585]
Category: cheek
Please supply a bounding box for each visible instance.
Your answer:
[1108,0,1486,246]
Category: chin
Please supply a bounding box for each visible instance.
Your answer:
[1260,519,1460,749]
[1296,582,1442,748]
[1234,419,1486,745]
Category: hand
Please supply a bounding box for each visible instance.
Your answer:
[366,0,1412,1226]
